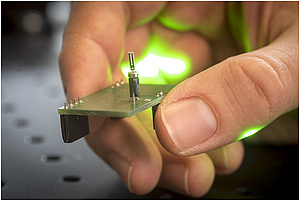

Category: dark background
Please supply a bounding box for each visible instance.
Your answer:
[1,2,299,199]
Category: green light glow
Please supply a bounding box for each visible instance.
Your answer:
[121,37,191,85]
[157,15,191,32]
[237,126,264,141]
[228,2,252,52]
[122,53,187,81]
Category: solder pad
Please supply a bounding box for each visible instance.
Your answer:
[58,84,175,118]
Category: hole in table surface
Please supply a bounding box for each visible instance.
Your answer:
[15,118,29,128]
[2,103,16,114]
[41,154,61,162]
[2,181,6,188]
[62,176,81,183]
[24,135,45,144]
[234,187,253,196]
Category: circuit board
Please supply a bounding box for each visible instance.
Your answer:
[58,52,176,143]
[58,83,175,143]
[58,84,175,117]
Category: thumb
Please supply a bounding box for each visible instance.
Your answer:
[154,23,298,156]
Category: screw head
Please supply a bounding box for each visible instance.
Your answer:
[69,100,74,107]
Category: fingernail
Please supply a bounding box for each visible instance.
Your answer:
[161,98,217,151]
[109,154,133,193]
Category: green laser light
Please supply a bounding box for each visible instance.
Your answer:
[238,127,264,141]
[122,53,189,84]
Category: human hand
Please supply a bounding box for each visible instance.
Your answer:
[59,2,298,197]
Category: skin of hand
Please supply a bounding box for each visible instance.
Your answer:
[59,2,299,197]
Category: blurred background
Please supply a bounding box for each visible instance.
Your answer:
[1,2,298,199]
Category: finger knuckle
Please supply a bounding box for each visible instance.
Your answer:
[223,55,288,122]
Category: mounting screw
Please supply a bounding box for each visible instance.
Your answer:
[69,100,74,107]
[155,91,164,97]
[78,97,83,103]
[74,98,78,105]
[64,102,69,109]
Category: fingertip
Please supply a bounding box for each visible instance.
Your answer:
[159,162,190,195]
[108,153,134,192]
[187,154,215,197]
[159,154,215,198]
[129,158,162,195]
[208,141,244,175]
[108,153,161,195]
[109,155,162,195]
[223,141,244,175]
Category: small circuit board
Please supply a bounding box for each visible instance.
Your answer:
[58,83,174,118]
[58,52,175,143]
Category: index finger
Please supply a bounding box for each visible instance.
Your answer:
[59,2,126,100]
[59,2,166,100]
